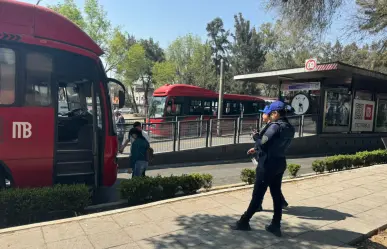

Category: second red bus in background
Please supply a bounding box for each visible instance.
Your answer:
[147,84,266,136]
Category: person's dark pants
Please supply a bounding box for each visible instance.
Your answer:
[118,136,124,148]
[244,169,285,227]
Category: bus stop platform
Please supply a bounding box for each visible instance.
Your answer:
[1,165,387,249]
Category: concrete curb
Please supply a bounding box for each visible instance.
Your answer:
[0,164,385,236]
[349,223,387,246]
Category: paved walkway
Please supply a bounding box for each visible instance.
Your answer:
[2,165,387,249]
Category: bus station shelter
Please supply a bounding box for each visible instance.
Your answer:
[234,61,387,155]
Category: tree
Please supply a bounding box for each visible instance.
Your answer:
[206,17,231,74]
[47,0,85,28]
[266,0,386,48]
[260,21,316,70]
[47,0,118,72]
[152,61,177,87]
[117,44,150,113]
[137,38,165,112]
[318,40,387,73]
[166,34,217,90]
[266,0,344,36]
[189,42,218,90]
[229,13,267,95]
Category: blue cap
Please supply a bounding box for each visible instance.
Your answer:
[264,101,286,114]
[259,106,270,113]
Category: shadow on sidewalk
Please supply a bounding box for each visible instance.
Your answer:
[283,206,353,221]
[142,207,362,249]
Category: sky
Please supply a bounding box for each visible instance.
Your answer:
[21,0,357,49]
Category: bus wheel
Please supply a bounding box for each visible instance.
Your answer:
[0,171,6,189]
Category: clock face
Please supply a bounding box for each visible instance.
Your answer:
[291,94,309,115]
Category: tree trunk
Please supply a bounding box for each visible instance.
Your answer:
[130,86,139,113]
[142,77,150,119]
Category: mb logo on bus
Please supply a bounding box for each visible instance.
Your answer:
[12,122,32,139]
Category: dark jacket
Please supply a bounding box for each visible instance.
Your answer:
[116,116,125,138]
[254,117,295,174]
[130,138,150,168]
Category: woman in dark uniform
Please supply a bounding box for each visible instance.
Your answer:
[233,101,295,237]
[253,105,289,212]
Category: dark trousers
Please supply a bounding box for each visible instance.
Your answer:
[244,169,285,226]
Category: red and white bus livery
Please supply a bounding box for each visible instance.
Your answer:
[0,0,126,188]
[148,84,265,135]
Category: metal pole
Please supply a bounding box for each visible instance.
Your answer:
[209,119,213,147]
[199,115,203,137]
[172,122,177,152]
[217,59,225,137]
[205,120,210,148]
[298,116,302,137]
[177,121,181,151]
[233,118,238,144]
[300,115,305,137]
[237,117,241,144]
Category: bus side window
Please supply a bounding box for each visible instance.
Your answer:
[203,100,211,115]
[211,101,218,115]
[25,52,53,106]
[0,48,16,105]
[224,101,231,114]
[189,99,202,115]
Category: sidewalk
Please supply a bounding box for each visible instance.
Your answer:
[2,165,387,249]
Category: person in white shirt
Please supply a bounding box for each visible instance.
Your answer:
[120,121,150,153]
[120,121,150,176]
[131,122,149,143]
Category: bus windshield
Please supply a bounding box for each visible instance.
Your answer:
[149,96,166,118]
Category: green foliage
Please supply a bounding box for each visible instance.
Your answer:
[312,160,325,174]
[352,154,364,168]
[356,149,387,166]
[82,0,111,49]
[152,61,177,87]
[229,13,266,95]
[323,157,336,172]
[166,35,217,90]
[47,0,86,29]
[287,164,301,178]
[0,184,90,227]
[119,174,213,205]
[240,168,255,184]
[206,17,230,74]
[312,150,387,174]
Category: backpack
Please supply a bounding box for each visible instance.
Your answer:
[146,147,154,162]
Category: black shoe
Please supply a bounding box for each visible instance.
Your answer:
[256,205,263,212]
[230,216,251,231]
[265,224,282,237]
[282,201,289,209]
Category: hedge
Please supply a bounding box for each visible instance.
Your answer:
[119,173,213,205]
[240,163,302,184]
[312,149,387,174]
[240,168,255,184]
[0,184,90,227]
[287,164,301,178]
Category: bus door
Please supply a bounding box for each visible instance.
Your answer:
[0,47,55,188]
[55,79,102,186]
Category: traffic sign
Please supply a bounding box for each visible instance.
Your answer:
[305,58,317,71]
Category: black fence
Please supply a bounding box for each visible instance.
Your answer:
[119,114,318,154]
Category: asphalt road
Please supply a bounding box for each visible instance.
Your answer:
[93,156,325,205]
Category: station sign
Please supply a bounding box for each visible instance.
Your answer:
[281,82,320,92]
[305,58,318,71]
[351,99,375,132]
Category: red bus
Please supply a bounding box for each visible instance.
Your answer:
[0,0,126,189]
[148,84,265,135]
